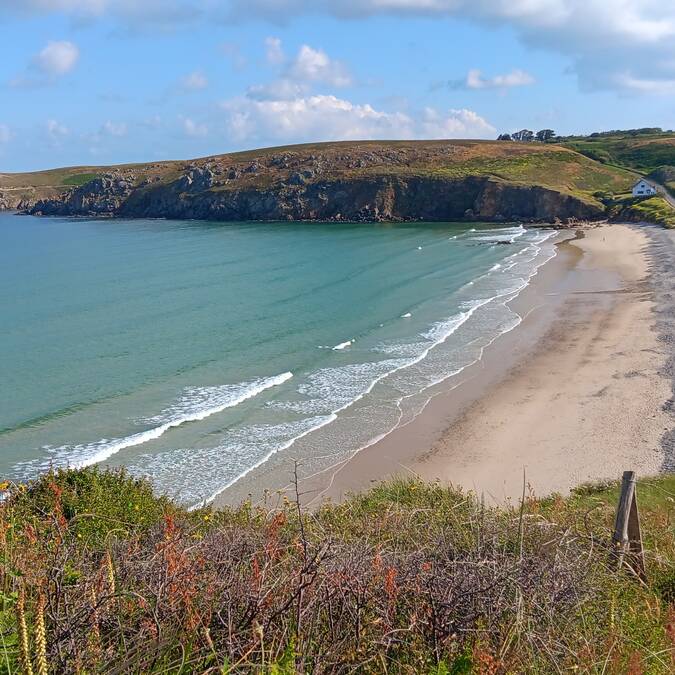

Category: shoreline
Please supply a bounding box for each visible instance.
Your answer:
[213,223,671,509]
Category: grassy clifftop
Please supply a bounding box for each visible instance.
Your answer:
[0,139,637,210]
[1,468,673,673]
[561,130,675,175]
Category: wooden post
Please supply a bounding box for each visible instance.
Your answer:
[611,471,647,581]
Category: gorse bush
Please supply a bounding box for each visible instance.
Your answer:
[0,469,673,673]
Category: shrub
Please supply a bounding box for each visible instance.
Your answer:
[0,470,673,673]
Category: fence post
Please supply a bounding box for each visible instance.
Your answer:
[611,471,646,581]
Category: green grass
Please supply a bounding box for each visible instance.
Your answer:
[1,468,673,673]
[60,173,99,186]
[562,132,675,174]
[619,196,675,228]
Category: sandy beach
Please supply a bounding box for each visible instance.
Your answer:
[213,223,673,509]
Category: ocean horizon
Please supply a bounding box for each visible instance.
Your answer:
[0,213,555,505]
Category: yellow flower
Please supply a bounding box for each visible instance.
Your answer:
[0,481,10,491]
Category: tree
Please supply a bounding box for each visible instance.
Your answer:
[497,133,513,141]
[512,129,534,142]
[536,129,556,142]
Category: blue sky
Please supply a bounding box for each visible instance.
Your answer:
[1,1,674,172]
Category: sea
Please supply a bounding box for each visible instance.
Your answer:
[0,213,557,506]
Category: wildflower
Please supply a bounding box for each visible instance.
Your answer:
[16,588,33,675]
[35,591,48,675]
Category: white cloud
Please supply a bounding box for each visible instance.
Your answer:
[46,119,69,139]
[9,0,202,26]
[0,124,11,144]
[101,120,128,136]
[288,45,352,87]
[180,70,208,91]
[230,1,675,94]
[34,41,79,76]
[182,117,208,137]
[421,107,496,137]
[265,36,285,65]
[220,93,493,145]
[464,68,535,90]
[10,1,675,94]
[251,41,352,101]
[611,72,675,95]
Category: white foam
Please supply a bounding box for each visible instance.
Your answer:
[470,224,526,244]
[21,372,293,472]
[177,228,559,506]
[332,340,352,350]
[24,226,559,508]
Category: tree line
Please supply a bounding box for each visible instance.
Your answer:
[497,129,556,143]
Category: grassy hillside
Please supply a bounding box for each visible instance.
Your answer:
[1,468,673,673]
[561,130,675,176]
[0,140,637,209]
[617,196,675,228]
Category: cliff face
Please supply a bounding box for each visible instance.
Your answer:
[28,173,602,223]
[6,140,624,223]
[0,192,36,211]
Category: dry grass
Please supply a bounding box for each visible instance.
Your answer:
[0,469,673,673]
[1,140,635,208]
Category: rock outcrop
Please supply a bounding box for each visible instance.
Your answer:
[9,140,616,223]
[29,174,601,223]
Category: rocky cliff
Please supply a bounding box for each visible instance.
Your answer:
[3,140,626,223]
[27,173,602,223]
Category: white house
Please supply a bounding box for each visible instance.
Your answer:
[632,179,657,197]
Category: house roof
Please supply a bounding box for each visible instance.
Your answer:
[632,178,656,188]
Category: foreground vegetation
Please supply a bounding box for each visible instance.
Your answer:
[0,468,673,673]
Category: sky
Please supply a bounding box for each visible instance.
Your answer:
[0,1,674,172]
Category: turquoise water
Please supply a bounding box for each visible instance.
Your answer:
[0,213,556,505]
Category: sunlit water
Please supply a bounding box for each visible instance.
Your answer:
[0,214,555,505]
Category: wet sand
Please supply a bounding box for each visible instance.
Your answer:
[214,224,672,509]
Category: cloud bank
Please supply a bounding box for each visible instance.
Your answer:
[221,93,495,145]
[9,1,670,94]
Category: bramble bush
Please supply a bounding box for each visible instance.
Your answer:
[0,468,673,673]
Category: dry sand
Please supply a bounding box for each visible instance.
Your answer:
[214,224,672,510]
[297,224,671,506]
[410,225,668,502]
